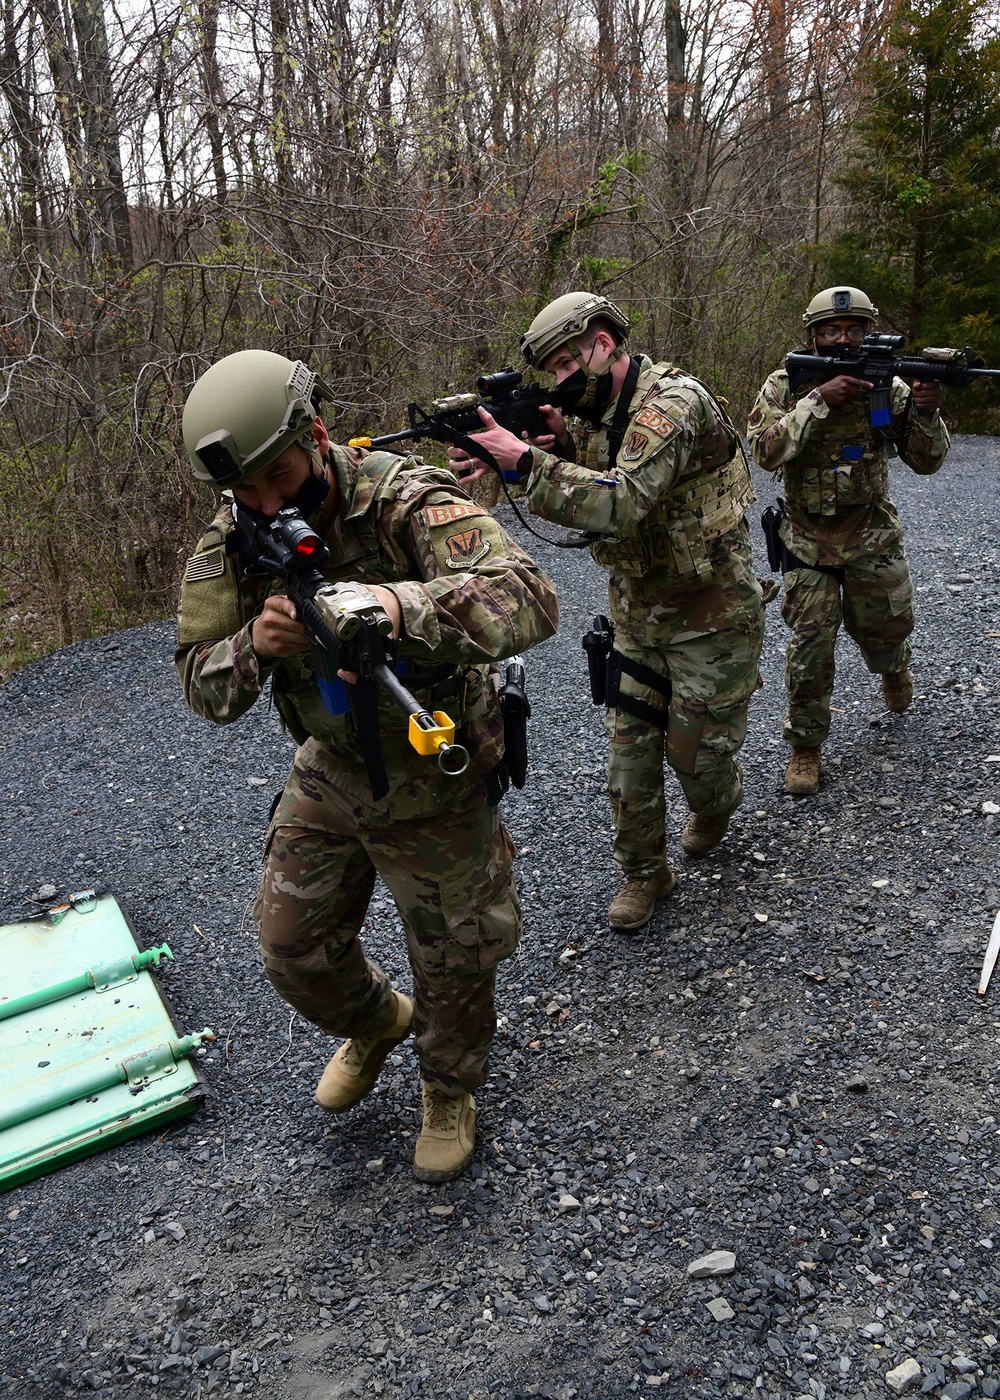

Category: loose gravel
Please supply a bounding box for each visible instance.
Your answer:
[1,436,998,1400]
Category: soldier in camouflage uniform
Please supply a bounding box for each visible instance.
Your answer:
[746,286,950,795]
[176,350,558,1182]
[449,293,766,931]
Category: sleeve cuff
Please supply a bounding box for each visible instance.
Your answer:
[525,445,565,487]
[236,623,269,690]
[393,581,442,655]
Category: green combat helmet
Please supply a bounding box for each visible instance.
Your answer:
[802,286,878,335]
[519,291,630,369]
[182,349,333,486]
[520,292,631,414]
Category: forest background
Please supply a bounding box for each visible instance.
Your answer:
[0,0,998,670]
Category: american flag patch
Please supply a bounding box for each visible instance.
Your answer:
[184,550,226,583]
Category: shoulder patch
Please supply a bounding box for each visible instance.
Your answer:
[445,527,491,569]
[620,431,649,463]
[422,500,483,528]
[184,549,226,583]
[634,405,678,437]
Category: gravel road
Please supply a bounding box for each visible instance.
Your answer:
[1,436,998,1400]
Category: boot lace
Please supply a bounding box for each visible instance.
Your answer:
[340,1034,373,1072]
[341,1007,398,1071]
[425,1089,461,1133]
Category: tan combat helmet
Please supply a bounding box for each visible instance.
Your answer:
[520,291,631,368]
[802,286,878,335]
[182,349,333,486]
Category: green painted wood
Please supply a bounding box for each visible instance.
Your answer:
[0,893,208,1193]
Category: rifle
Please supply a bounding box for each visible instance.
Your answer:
[785,334,1000,451]
[350,367,600,551]
[349,367,581,480]
[231,503,470,800]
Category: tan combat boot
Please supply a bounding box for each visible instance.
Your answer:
[413,1085,476,1183]
[315,991,414,1113]
[882,668,913,713]
[607,863,676,931]
[681,810,731,856]
[784,746,821,795]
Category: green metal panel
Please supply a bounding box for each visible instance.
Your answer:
[0,893,211,1193]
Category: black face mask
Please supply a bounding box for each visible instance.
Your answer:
[553,366,617,423]
[285,455,331,520]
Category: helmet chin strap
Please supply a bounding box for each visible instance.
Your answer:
[564,338,626,416]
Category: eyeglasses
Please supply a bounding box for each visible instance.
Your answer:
[815,325,867,344]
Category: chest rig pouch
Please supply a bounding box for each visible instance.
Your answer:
[588,365,753,581]
[783,396,890,516]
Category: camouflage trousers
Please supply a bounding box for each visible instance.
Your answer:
[604,534,766,877]
[782,546,914,748]
[253,739,521,1093]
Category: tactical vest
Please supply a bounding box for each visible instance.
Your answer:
[585,363,755,581]
[782,380,890,516]
[179,448,489,748]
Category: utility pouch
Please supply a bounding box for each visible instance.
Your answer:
[760,501,784,574]
[499,657,531,789]
[582,615,614,705]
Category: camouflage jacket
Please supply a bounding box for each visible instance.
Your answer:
[747,362,950,564]
[523,355,755,585]
[175,446,559,814]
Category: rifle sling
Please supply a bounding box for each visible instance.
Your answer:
[605,357,643,472]
[348,676,390,802]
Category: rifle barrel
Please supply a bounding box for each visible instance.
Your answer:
[350,427,423,449]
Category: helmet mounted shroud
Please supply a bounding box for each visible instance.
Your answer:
[184,352,334,486]
[802,286,878,336]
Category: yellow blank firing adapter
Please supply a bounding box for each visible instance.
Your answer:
[348,436,373,448]
[408,710,470,775]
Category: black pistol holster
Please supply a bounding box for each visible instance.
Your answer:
[760,500,785,574]
[582,615,614,704]
[761,498,844,580]
[485,657,532,805]
[499,657,530,789]
[582,615,671,729]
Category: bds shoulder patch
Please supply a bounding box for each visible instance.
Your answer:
[421,500,482,529]
[634,404,678,437]
[445,526,491,569]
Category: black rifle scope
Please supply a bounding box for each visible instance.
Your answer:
[476,367,523,397]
